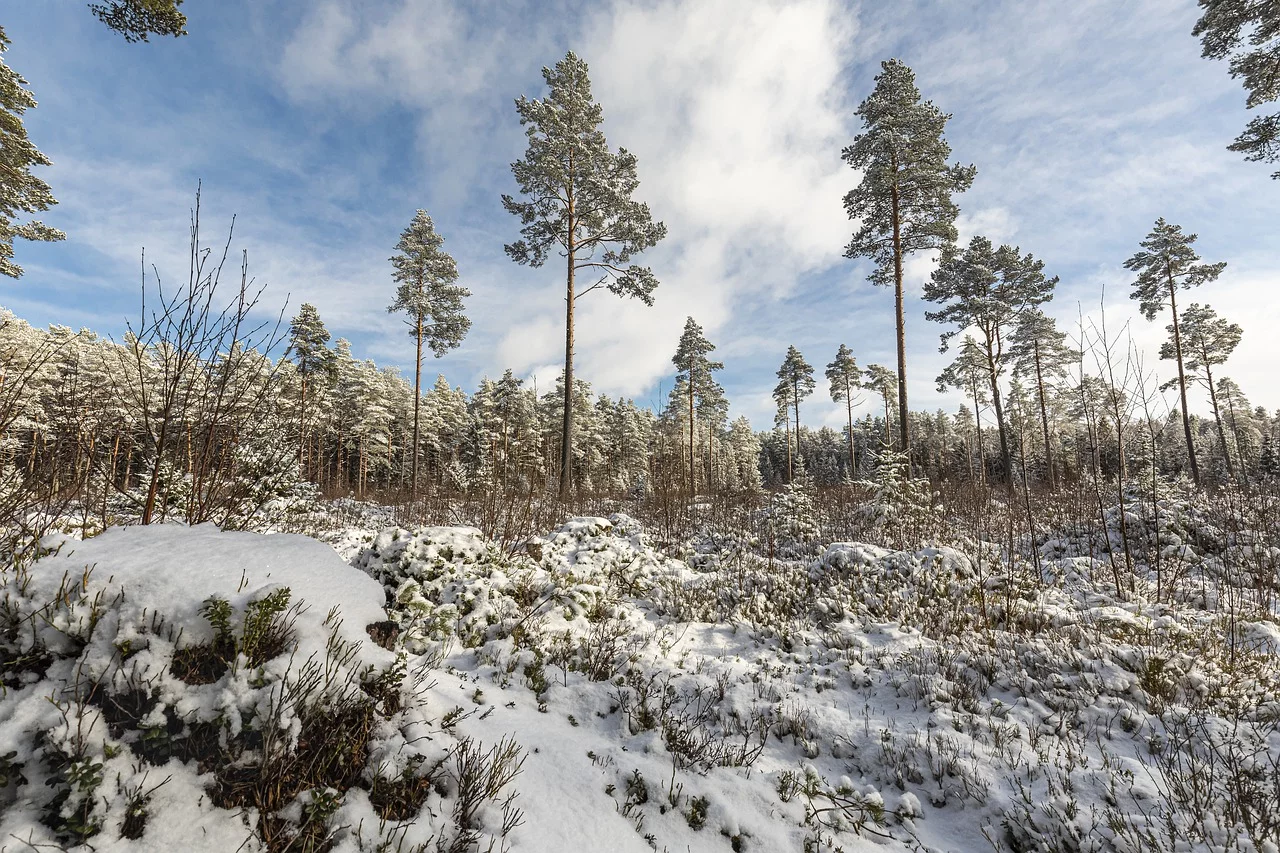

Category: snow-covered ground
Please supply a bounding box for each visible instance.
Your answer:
[2,508,1278,852]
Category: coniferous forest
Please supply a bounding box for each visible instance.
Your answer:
[2,3,1280,853]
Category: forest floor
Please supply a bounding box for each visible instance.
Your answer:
[2,494,1278,852]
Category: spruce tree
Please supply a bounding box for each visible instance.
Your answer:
[1008,308,1078,490]
[776,346,816,471]
[1124,219,1226,487]
[825,344,863,476]
[842,59,976,459]
[925,236,1057,486]
[1194,1,1280,176]
[388,209,470,500]
[1165,303,1243,479]
[502,51,666,501]
[671,317,724,498]
[0,28,65,280]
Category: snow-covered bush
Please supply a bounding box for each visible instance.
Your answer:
[0,525,525,852]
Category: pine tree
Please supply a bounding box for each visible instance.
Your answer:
[388,210,470,500]
[671,317,724,498]
[842,59,976,460]
[0,28,65,280]
[1166,303,1243,479]
[925,236,1058,486]
[1124,219,1226,487]
[287,303,334,479]
[1216,376,1258,477]
[90,1,187,41]
[776,346,816,473]
[863,363,898,447]
[1008,308,1077,490]
[1194,1,1280,176]
[825,344,863,476]
[502,51,666,501]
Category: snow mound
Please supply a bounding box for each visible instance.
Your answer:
[0,524,525,852]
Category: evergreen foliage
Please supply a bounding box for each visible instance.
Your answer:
[925,236,1058,485]
[89,0,187,42]
[0,27,65,280]
[502,51,666,500]
[388,209,470,498]
[825,345,863,476]
[842,59,976,457]
[1194,0,1280,176]
[1125,218,1226,487]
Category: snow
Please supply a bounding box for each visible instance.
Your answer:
[3,507,1279,852]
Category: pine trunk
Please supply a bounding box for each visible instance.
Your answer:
[688,373,696,500]
[559,200,576,502]
[792,380,802,472]
[1033,339,1055,491]
[412,314,423,500]
[890,185,911,464]
[986,346,1013,487]
[845,378,856,477]
[1166,268,1200,487]
[1204,361,1235,478]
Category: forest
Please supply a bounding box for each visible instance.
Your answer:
[1,2,1279,853]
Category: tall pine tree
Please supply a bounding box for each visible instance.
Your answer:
[1124,218,1226,487]
[502,51,666,500]
[671,317,724,498]
[388,209,470,500]
[776,346,816,472]
[842,59,975,460]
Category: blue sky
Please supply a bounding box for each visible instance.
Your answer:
[4,0,1278,430]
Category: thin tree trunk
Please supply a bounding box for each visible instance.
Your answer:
[412,315,423,500]
[890,185,911,463]
[1204,361,1235,479]
[1033,339,1055,491]
[1166,268,1200,487]
[559,203,576,502]
[845,378,856,477]
[792,380,802,473]
[688,370,696,500]
[987,360,1013,488]
[784,411,792,482]
[971,375,986,487]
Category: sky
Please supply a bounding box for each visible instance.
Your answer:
[3,0,1278,432]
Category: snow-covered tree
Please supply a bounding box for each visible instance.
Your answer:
[842,58,975,458]
[288,303,334,477]
[502,51,666,501]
